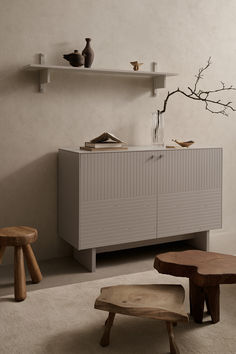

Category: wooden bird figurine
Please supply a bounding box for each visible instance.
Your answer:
[172,139,194,148]
[130,61,143,71]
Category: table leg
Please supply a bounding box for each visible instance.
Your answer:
[166,321,180,354]
[189,280,205,323]
[190,280,220,324]
[204,285,220,323]
[100,312,115,347]
[0,246,6,264]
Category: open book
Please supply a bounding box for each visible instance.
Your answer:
[82,132,127,150]
[89,132,124,144]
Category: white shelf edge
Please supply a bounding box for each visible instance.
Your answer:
[24,64,177,78]
[24,59,178,94]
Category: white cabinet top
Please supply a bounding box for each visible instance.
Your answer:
[59,146,222,154]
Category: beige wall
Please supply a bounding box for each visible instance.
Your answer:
[1,0,236,264]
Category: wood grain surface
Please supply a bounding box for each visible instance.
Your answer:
[95,284,188,322]
[154,250,236,287]
[95,284,187,353]
[0,226,38,246]
[23,244,43,283]
[14,246,26,301]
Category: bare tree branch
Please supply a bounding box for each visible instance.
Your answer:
[193,56,212,93]
[159,57,236,117]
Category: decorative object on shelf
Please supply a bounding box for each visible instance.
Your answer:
[63,50,84,67]
[130,61,143,71]
[152,110,164,146]
[153,57,236,146]
[80,131,127,151]
[172,139,194,148]
[82,38,94,68]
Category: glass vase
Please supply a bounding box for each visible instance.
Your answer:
[152,110,164,146]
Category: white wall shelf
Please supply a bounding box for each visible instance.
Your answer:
[24,61,177,95]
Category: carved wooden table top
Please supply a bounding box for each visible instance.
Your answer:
[154,250,236,287]
[95,284,188,322]
[154,250,236,323]
[95,284,188,353]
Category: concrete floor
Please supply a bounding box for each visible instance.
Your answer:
[0,241,190,298]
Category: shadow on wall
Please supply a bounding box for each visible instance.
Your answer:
[0,152,71,264]
[0,65,35,97]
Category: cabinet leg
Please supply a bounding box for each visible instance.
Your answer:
[73,248,96,272]
[187,231,209,251]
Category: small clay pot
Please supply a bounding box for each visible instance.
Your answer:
[63,50,84,67]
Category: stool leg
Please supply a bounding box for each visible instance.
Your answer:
[23,244,42,283]
[204,285,220,323]
[189,280,205,323]
[14,246,26,301]
[166,321,180,354]
[0,246,6,264]
[100,312,115,347]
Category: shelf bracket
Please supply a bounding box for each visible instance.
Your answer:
[152,61,166,97]
[39,53,50,93]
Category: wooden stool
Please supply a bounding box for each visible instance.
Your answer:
[95,284,188,354]
[0,226,42,301]
[154,250,236,324]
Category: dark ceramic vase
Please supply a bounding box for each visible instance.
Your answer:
[82,38,94,68]
[63,50,84,67]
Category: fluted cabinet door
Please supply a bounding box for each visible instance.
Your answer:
[157,148,222,238]
[79,151,157,249]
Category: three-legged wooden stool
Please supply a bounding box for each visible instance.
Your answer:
[0,226,42,301]
[95,284,188,354]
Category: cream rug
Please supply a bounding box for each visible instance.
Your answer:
[0,270,236,354]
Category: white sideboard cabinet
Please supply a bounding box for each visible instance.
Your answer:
[58,146,222,271]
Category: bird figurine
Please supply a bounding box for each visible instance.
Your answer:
[130,61,143,71]
[172,139,194,148]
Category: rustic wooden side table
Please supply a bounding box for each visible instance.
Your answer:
[95,284,188,354]
[154,250,236,323]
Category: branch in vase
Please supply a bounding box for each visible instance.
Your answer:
[159,57,236,117]
[193,56,212,93]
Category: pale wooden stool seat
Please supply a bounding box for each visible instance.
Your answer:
[95,284,188,354]
[0,226,42,302]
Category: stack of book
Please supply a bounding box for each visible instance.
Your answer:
[80,132,128,151]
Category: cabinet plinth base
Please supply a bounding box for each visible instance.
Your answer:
[71,231,209,272]
[73,248,96,272]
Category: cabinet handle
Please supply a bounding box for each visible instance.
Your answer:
[157,154,163,160]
